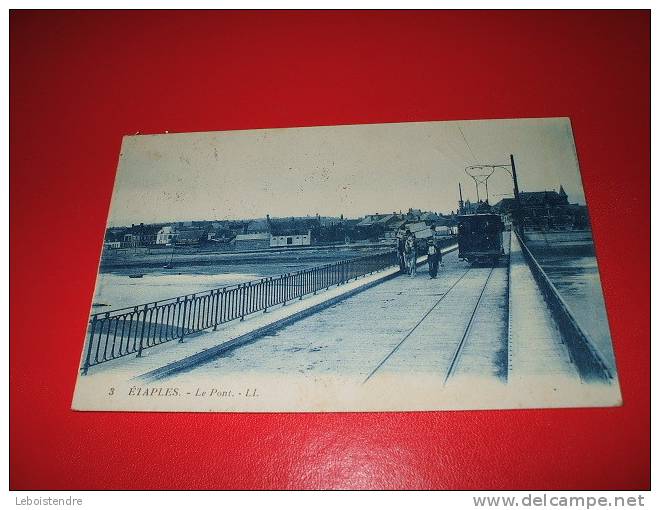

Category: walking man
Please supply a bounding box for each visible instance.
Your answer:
[396,228,406,273]
[427,238,439,279]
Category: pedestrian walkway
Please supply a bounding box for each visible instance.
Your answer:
[507,232,578,382]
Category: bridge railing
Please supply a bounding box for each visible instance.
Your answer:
[515,230,613,382]
[81,250,398,374]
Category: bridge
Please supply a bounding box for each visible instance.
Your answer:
[79,232,613,390]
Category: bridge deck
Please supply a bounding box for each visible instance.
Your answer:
[167,231,580,387]
[168,253,462,381]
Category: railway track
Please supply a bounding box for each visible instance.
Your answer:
[442,265,497,384]
[362,225,607,385]
[363,260,506,384]
[362,266,473,383]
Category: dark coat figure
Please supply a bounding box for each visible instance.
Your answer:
[397,236,406,273]
[427,239,441,279]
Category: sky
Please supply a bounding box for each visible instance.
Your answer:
[108,117,586,226]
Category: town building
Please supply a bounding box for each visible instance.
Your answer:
[270,231,312,247]
[405,208,423,221]
[104,228,126,248]
[356,213,399,228]
[174,228,207,245]
[156,226,177,245]
[122,223,160,247]
[268,217,320,247]
[234,232,270,250]
[492,187,587,230]
[245,218,270,234]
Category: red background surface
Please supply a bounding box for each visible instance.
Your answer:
[10,10,650,490]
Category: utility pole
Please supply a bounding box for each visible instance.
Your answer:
[510,154,523,236]
[458,183,464,214]
[510,154,520,201]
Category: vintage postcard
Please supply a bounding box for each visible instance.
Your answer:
[72,118,621,412]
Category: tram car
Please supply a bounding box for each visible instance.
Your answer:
[457,213,505,265]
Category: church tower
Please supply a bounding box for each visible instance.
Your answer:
[558,185,568,203]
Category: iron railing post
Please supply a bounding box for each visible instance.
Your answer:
[240,283,247,320]
[283,274,288,306]
[264,278,270,313]
[136,304,149,357]
[81,316,98,375]
[213,290,220,331]
[179,296,188,343]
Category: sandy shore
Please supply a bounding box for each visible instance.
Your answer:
[100,242,395,271]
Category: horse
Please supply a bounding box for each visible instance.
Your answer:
[404,236,417,276]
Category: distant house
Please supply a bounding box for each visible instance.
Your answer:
[207,225,234,242]
[234,232,270,250]
[269,217,320,247]
[226,221,249,236]
[383,218,407,239]
[318,216,343,227]
[354,213,404,241]
[339,219,362,243]
[270,231,311,247]
[104,228,126,248]
[434,226,454,237]
[356,214,398,228]
[492,187,581,229]
[175,228,206,245]
[419,212,440,223]
[493,189,568,214]
[406,208,422,221]
[245,218,270,234]
[156,226,177,245]
[123,223,160,247]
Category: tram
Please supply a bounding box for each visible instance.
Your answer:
[457,213,505,265]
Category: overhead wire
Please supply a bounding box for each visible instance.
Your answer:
[458,125,479,164]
